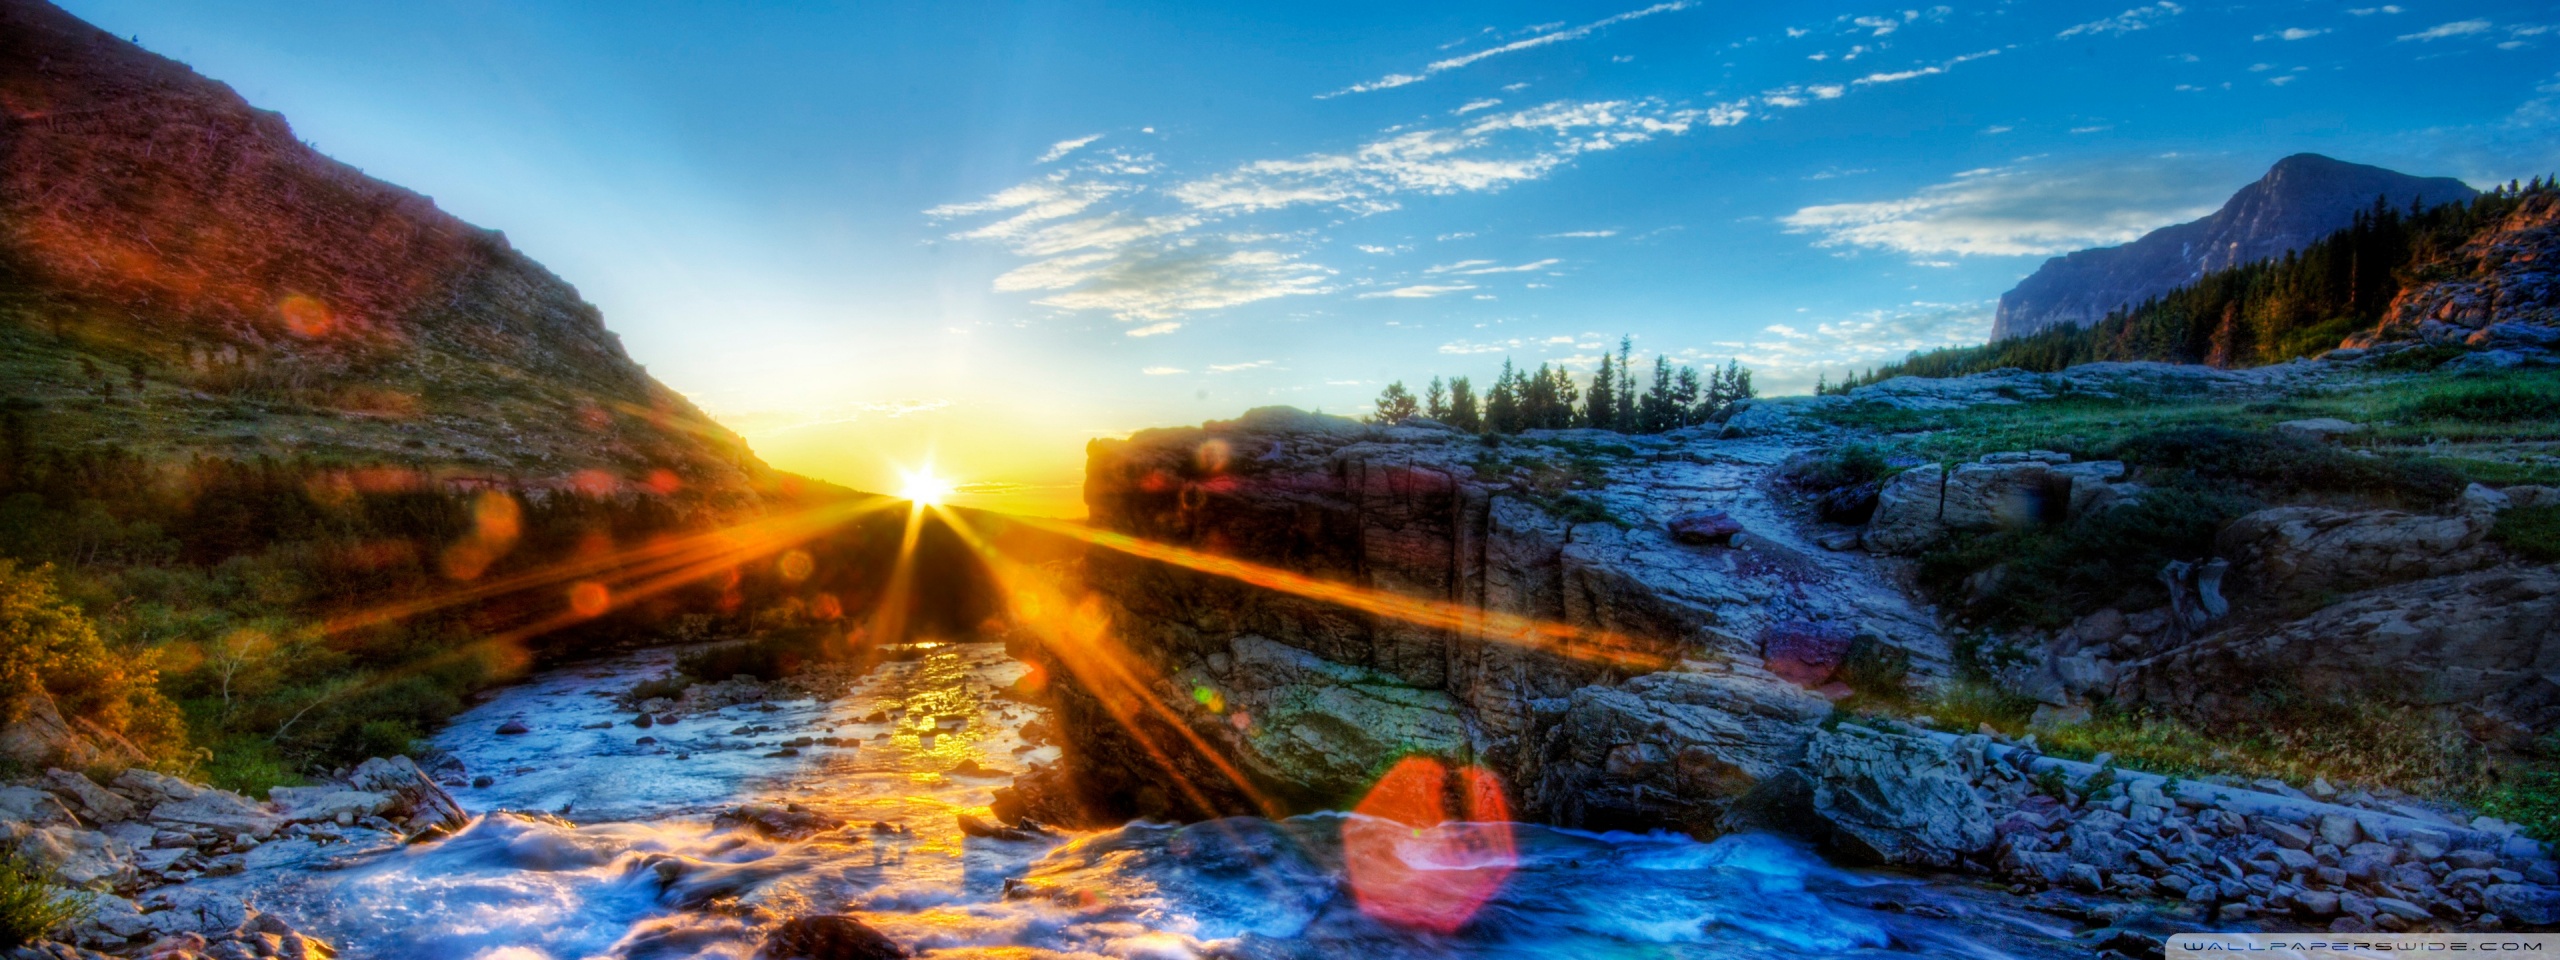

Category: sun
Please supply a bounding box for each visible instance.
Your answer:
[899,467,956,506]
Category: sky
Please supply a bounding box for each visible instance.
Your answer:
[60,0,2560,516]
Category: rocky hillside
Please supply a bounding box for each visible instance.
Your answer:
[1993,154,2476,341]
[0,0,772,509]
[1016,355,2560,932]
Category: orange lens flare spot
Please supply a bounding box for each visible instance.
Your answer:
[278,293,333,338]
[778,549,814,583]
[567,581,610,618]
[439,491,522,581]
[1194,439,1232,473]
[1344,757,1515,934]
[812,592,843,620]
[645,469,683,495]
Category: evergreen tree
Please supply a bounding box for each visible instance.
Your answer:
[1585,353,1617,430]
[1522,363,1558,429]
[1447,376,1481,433]
[1486,360,1521,434]
[1546,365,1580,429]
[1371,381,1419,424]
[1424,377,1449,421]
[1614,337,1636,428]
[1638,354,1674,432]
[1671,365,1701,426]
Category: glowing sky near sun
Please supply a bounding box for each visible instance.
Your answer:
[58,0,2560,516]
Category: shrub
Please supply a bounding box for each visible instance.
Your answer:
[0,847,88,950]
[2493,505,2560,562]
[2102,425,2462,507]
[198,735,304,798]
[0,560,186,762]
[2406,380,2560,424]
[2481,733,2560,844]
[1920,482,2257,629]
[2362,344,2468,372]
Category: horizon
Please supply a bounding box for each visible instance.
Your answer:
[57,0,2560,516]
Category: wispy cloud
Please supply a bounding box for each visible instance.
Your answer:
[1851,49,2001,86]
[2058,2,2184,39]
[1734,301,1994,393]
[1359,283,1478,299]
[1781,158,2230,257]
[1426,258,1559,275]
[1141,366,1186,375]
[1127,321,1182,337]
[2348,5,2402,14]
[1320,2,1694,98]
[1543,229,1620,238]
[1207,360,1274,372]
[1038,134,1104,163]
[2256,27,2327,41]
[2399,19,2492,41]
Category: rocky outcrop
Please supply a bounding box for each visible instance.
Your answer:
[2122,564,2560,745]
[2215,488,2508,608]
[0,689,148,772]
[1045,407,1966,827]
[1804,725,1994,868]
[1863,451,2140,555]
[2348,191,2560,362]
[1995,154,2476,340]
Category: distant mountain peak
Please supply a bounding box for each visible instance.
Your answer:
[1990,154,2477,340]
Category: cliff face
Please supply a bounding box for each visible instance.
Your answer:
[1043,408,1941,834]
[0,0,770,505]
[1993,154,2477,341]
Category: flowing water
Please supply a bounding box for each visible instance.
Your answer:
[199,642,2114,959]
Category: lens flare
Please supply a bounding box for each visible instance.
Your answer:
[899,467,956,505]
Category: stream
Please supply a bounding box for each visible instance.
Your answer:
[206,642,2116,959]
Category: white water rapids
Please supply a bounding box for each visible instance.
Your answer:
[189,642,2108,958]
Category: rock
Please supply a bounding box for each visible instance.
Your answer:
[1803,726,1994,868]
[1757,621,1855,687]
[494,718,531,735]
[2293,889,2341,917]
[0,689,147,772]
[138,887,250,935]
[2259,820,2315,851]
[1667,511,1744,546]
[39,770,135,825]
[2216,503,2504,606]
[2065,862,2105,892]
[15,825,129,886]
[2484,884,2560,926]
[267,788,393,825]
[148,790,281,838]
[0,785,75,827]
[2317,814,2361,849]
[713,802,843,841]
[760,915,909,959]
[2274,418,2365,442]
[342,756,470,834]
[955,814,1034,842]
[1866,459,2070,555]
[110,769,202,806]
[1537,671,1832,836]
[1716,400,1795,438]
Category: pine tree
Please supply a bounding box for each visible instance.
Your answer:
[1447,376,1481,433]
[1638,354,1674,433]
[1671,366,1701,426]
[1424,377,1449,421]
[1522,364,1557,429]
[1614,337,1636,428]
[1585,353,1617,431]
[1486,360,1521,434]
[1371,381,1419,424]
[1547,365,1580,429]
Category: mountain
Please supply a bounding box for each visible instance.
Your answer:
[1990,154,2478,341]
[0,0,773,509]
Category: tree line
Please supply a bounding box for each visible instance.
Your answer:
[1820,177,2558,392]
[1369,337,1755,435]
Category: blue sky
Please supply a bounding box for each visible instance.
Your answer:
[61,0,2560,514]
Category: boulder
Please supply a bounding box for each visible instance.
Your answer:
[761,915,909,959]
[41,770,135,825]
[110,769,204,806]
[713,802,844,841]
[267,787,394,825]
[136,887,250,936]
[2484,883,2560,926]
[0,785,76,827]
[2217,500,2503,606]
[1864,456,2080,555]
[1667,511,1744,546]
[1757,621,1855,687]
[1533,671,1832,836]
[0,689,145,771]
[1716,400,1795,438]
[1167,635,1467,804]
[343,756,470,833]
[148,789,280,838]
[1803,725,1995,867]
[14,824,130,887]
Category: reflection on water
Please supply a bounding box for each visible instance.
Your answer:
[226,643,2095,959]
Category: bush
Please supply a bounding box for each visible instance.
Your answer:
[0,560,186,761]
[2102,425,2462,507]
[2493,505,2560,562]
[2481,733,2560,845]
[1920,482,2257,629]
[2407,380,2560,423]
[198,735,304,798]
[0,847,88,950]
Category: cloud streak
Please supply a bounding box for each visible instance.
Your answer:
[1320,2,1694,98]
[1781,159,2229,257]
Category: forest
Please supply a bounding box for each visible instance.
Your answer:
[1825,178,2556,390]
[1370,338,1756,434]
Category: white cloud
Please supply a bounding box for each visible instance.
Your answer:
[2268,75,2297,86]
[1736,301,1994,394]
[2256,27,2327,41]
[1207,360,1273,372]
[1038,134,1104,163]
[1437,338,1522,355]
[1427,258,1559,274]
[1543,229,1619,238]
[1126,322,1182,337]
[2058,2,2184,39]
[1358,283,1477,299]
[2400,19,2492,41]
[2348,6,2402,14]
[1321,2,1695,98]
[1781,159,2230,257]
[1852,49,2001,86]
[1142,366,1186,375]
[1454,98,1504,114]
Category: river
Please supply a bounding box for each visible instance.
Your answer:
[210,641,2118,959]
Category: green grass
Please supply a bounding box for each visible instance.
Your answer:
[2406,378,2560,424]
[2493,505,2560,562]
[198,735,307,798]
[2480,738,2560,844]
[0,848,89,950]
